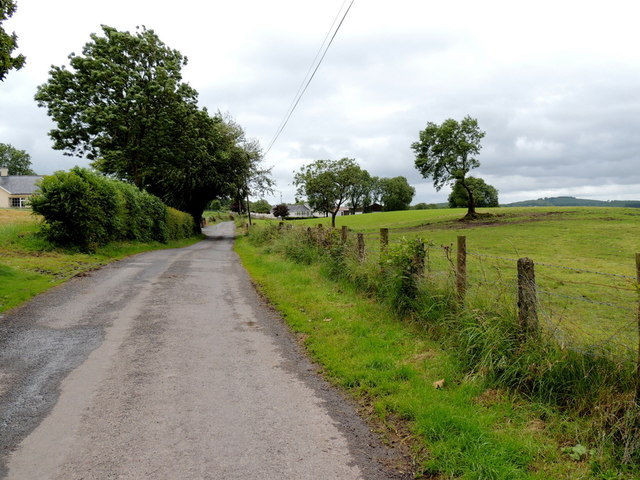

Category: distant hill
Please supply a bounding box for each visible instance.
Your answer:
[503,196,640,208]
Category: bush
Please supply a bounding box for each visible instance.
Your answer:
[167,207,195,241]
[30,167,194,250]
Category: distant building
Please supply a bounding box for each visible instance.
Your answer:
[364,203,383,213]
[0,167,43,208]
[284,204,315,218]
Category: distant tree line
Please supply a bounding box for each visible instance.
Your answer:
[293,158,415,227]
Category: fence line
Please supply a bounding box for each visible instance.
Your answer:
[469,251,635,280]
[264,224,640,374]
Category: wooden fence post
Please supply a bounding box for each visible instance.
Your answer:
[341,226,348,243]
[517,257,539,338]
[456,236,467,303]
[380,228,389,255]
[413,238,426,277]
[636,253,640,404]
[357,233,365,261]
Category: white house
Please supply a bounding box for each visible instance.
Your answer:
[0,167,43,208]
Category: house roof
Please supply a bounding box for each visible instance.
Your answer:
[0,176,43,195]
[287,204,312,213]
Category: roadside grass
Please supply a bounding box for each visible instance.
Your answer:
[236,235,601,479]
[252,207,640,358]
[236,208,640,478]
[0,209,203,313]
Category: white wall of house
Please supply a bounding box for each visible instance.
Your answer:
[0,189,9,208]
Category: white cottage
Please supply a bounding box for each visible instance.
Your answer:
[0,167,43,208]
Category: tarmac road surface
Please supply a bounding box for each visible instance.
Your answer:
[0,222,408,479]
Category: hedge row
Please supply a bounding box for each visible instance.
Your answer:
[30,167,195,250]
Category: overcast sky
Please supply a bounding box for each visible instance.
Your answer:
[1,0,639,204]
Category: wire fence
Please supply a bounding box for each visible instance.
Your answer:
[263,222,640,371]
[429,238,639,364]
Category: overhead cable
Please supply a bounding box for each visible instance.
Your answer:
[263,0,356,157]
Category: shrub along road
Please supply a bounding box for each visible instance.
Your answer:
[0,222,407,479]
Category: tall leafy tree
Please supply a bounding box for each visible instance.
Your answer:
[34,25,263,229]
[379,176,415,211]
[35,25,197,188]
[412,116,485,218]
[0,0,25,81]
[346,167,372,213]
[294,158,362,227]
[448,176,498,208]
[0,142,35,174]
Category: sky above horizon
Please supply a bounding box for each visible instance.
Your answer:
[1,0,639,205]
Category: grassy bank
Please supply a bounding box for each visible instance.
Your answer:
[0,209,203,313]
[236,208,640,479]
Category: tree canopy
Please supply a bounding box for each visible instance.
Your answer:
[294,158,363,227]
[448,176,498,208]
[379,176,415,211]
[412,116,485,218]
[272,203,289,219]
[0,0,25,81]
[34,25,266,228]
[0,142,35,174]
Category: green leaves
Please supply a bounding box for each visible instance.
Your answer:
[0,143,35,174]
[294,158,364,226]
[412,115,486,216]
[412,115,485,191]
[448,176,499,208]
[34,25,266,229]
[0,0,25,81]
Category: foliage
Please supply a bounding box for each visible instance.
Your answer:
[412,116,485,217]
[294,158,365,227]
[250,199,271,214]
[379,176,415,211]
[346,168,373,213]
[0,142,35,174]
[29,167,194,251]
[0,0,25,81]
[272,203,289,219]
[166,207,196,241]
[413,202,438,210]
[448,176,498,208]
[34,25,264,229]
[0,209,201,314]
[237,229,602,479]
[241,209,640,475]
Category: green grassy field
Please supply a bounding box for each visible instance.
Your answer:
[0,209,203,313]
[237,206,640,478]
[266,207,640,360]
[236,237,603,479]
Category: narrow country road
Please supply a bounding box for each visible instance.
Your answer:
[0,222,407,479]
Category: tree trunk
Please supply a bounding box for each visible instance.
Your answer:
[331,210,338,228]
[461,178,477,218]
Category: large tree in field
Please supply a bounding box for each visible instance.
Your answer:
[379,176,415,211]
[411,116,485,219]
[0,142,35,174]
[294,158,363,227]
[448,176,498,208]
[0,0,25,81]
[35,25,262,229]
[346,167,373,214]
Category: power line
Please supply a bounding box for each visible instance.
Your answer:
[263,0,356,158]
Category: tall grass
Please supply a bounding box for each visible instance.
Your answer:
[246,222,640,469]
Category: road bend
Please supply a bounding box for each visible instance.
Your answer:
[0,222,406,479]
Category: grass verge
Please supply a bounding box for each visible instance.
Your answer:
[0,209,203,313]
[235,234,618,479]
